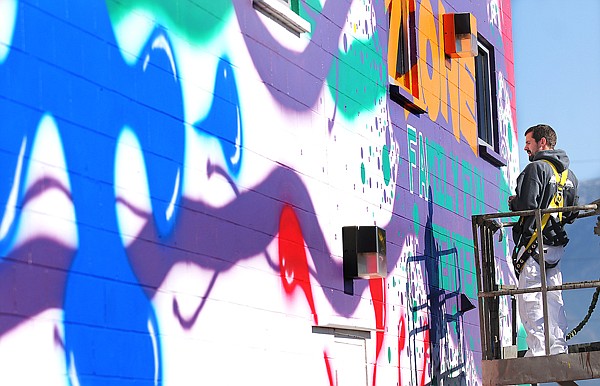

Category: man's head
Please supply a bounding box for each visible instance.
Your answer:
[524,124,557,161]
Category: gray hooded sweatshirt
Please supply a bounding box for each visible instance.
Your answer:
[510,148,579,248]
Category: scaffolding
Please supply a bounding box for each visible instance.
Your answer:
[472,200,600,386]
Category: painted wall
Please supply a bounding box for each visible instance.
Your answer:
[0,0,520,385]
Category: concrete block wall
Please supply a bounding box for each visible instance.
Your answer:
[0,0,519,384]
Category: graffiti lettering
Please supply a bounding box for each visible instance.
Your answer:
[407,125,430,200]
[406,0,479,154]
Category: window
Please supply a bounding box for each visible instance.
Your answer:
[253,0,311,35]
[475,36,505,166]
[387,0,425,114]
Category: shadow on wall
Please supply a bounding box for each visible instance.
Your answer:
[406,187,471,386]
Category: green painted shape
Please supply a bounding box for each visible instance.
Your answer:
[517,325,528,351]
[440,243,457,292]
[418,134,429,198]
[106,0,233,42]
[382,144,391,186]
[461,159,484,217]
[387,346,392,363]
[407,127,417,195]
[361,163,366,184]
[290,0,300,14]
[507,121,514,152]
[427,140,455,212]
[412,299,418,323]
[498,166,514,207]
[297,0,322,33]
[430,222,477,298]
[327,30,386,120]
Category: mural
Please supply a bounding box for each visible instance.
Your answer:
[0,0,519,385]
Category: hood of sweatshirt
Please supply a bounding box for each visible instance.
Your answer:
[533,148,570,173]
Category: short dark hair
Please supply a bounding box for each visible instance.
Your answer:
[525,124,557,148]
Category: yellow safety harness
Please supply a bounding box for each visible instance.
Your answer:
[523,160,569,250]
[513,160,569,275]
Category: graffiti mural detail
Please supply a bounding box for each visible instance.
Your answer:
[0,0,519,385]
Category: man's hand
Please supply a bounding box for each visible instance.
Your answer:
[508,195,516,210]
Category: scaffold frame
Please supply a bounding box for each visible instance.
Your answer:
[472,200,600,386]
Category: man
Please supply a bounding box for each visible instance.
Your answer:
[508,124,578,356]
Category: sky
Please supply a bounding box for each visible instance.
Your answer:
[512,0,600,182]
[513,4,600,380]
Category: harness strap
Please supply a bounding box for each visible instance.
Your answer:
[523,160,568,251]
[513,160,568,277]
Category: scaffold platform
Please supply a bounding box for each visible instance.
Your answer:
[472,200,600,386]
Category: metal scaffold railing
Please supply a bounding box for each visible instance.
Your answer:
[472,199,600,386]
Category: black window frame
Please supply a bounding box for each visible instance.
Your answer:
[387,0,426,115]
[475,35,505,166]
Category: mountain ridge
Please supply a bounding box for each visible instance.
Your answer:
[562,177,600,344]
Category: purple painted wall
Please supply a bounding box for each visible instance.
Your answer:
[0,0,519,384]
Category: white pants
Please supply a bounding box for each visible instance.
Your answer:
[517,245,568,356]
